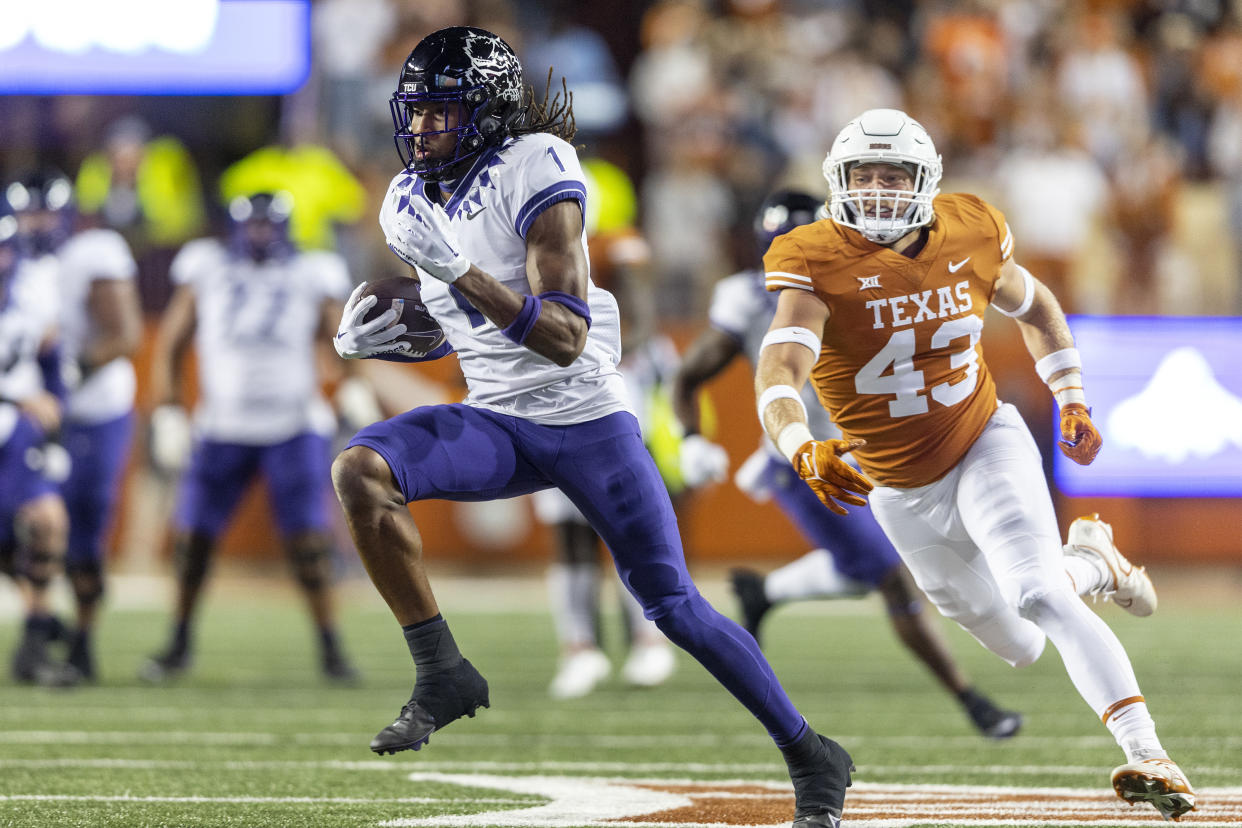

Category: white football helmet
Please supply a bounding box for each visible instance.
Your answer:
[822,109,942,244]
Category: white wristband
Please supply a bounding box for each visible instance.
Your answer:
[757,384,807,427]
[1035,347,1082,382]
[1050,371,1087,408]
[759,326,822,358]
[776,422,814,463]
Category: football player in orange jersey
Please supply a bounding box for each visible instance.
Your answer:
[754,109,1195,820]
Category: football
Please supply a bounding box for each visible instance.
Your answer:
[359,277,447,362]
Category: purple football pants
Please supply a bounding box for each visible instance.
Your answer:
[348,405,806,744]
[175,432,332,537]
[0,414,58,549]
[61,411,134,567]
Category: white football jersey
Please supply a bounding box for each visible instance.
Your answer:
[0,258,59,444]
[385,133,629,426]
[52,228,139,423]
[708,269,840,453]
[170,239,350,444]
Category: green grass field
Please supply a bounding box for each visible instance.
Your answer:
[0,568,1238,827]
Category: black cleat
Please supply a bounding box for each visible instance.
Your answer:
[139,649,191,684]
[730,568,773,643]
[322,650,361,685]
[784,729,854,828]
[960,688,1023,740]
[11,618,81,687]
[370,658,489,755]
[67,632,96,683]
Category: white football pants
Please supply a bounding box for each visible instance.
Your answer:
[869,403,1142,719]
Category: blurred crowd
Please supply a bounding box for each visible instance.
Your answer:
[3,0,1242,322]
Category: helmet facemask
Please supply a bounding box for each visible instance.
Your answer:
[390,27,525,182]
[391,84,490,180]
[823,109,942,245]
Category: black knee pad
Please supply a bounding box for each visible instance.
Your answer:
[66,561,106,604]
[17,547,59,588]
[288,537,332,590]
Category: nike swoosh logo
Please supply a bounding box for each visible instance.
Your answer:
[465,207,487,221]
[948,257,971,273]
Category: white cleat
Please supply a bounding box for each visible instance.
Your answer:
[548,648,611,700]
[621,640,675,688]
[1066,514,1157,617]
[1111,757,1197,821]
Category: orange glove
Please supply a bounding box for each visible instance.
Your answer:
[1058,402,1102,465]
[792,439,874,515]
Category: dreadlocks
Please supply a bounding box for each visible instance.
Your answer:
[513,69,577,143]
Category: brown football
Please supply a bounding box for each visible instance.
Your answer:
[359,277,447,362]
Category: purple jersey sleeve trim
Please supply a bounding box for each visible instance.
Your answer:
[515,181,587,239]
[539,290,592,329]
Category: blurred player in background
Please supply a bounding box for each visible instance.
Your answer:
[9,169,142,682]
[333,26,854,826]
[534,158,727,700]
[0,199,76,686]
[141,192,361,684]
[755,108,1194,819]
[673,189,1021,739]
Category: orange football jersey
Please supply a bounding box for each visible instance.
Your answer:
[764,193,1015,488]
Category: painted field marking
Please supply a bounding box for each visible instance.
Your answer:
[0,729,1238,756]
[0,757,1239,781]
[380,775,1242,828]
[0,794,527,806]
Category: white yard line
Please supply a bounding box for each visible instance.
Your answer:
[0,794,529,805]
[0,756,1239,780]
[0,729,1236,753]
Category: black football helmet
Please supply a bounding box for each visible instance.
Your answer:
[227,192,295,262]
[390,26,526,180]
[753,190,824,256]
[5,168,74,255]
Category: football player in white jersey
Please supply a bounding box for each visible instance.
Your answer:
[673,190,1022,739]
[0,204,76,686]
[141,192,360,684]
[331,27,852,827]
[9,169,142,682]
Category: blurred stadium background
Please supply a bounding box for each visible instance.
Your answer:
[1,2,1241,825]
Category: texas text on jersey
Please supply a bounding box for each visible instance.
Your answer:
[764,193,1014,487]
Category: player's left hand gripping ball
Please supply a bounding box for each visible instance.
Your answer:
[1058,402,1102,465]
[334,282,407,359]
[379,185,470,284]
[792,439,874,515]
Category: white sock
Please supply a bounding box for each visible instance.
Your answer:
[547,562,600,651]
[1062,546,1107,596]
[1105,699,1166,762]
[765,549,869,603]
